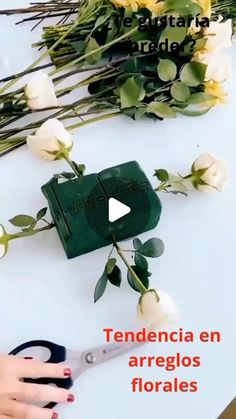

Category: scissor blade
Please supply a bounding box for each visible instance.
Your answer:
[74,341,144,378]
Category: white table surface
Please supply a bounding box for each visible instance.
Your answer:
[0,1,235,418]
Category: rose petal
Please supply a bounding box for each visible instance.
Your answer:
[204,19,232,52]
[193,153,216,171]
[0,244,7,258]
[26,135,60,161]
[36,119,72,148]
[193,153,228,191]
[0,224,4,237]
[195,52,232,83]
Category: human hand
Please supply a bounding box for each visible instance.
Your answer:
[0,354,75,419]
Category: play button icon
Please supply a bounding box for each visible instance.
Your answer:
[85,161,162,245]
[108,198,131,222]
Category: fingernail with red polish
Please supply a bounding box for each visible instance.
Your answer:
[67,394,75,403]
[52,413,58,419]
[24,357,33,360]
[64,368,72,377]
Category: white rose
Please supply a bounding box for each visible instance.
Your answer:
[27,118,73,161]
[25,72,58,110]
[204,19,232,52]
[195,51,231,82]
[137,289,178,329]
[192,153,228,191]
[0,225,8,258]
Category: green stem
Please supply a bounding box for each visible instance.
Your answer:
[57,68,118,95]
[0,102,118,146]
[6,223,55,242]
[50,25,139,76]
[155,183,169,192]
[155,174,193,192]
[0,111,120,156]
[183,174,193,180]
[67,111,121,131]
[0,18,80,94]
[112,236,147,295]
[0,136,27,145]
[62,152,81,177]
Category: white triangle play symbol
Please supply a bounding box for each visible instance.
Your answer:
[108,198,131,222]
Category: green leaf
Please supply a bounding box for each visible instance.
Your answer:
[159,26,187,46]
[119,77,145,109]
[120,56,156,73]
[71,40,85,54]
[169,174,182,183]
[106,258,117,275]
[94,270,108,303]
[77,164,86,176]
[170,100,188,109]
[72,161,86,176]
[182,38,207,56]
[138,238,164,258]
[171,181,188,193]
[173,106,211,117]
[154,169,169,182]
[134,107,147,119]
[94,14,110,29]
[133,238,142,251]
[108,265,122,287]
[134,253,148,272]
[165,0,201,14]
[187,93,215,104]
[170,81,191,102]
[147,102,176,119]
[85,38,102,64]
[180,62,207,87]
[127,266,149,293]
[9,215,36,228]
[121,107,136,119]
[157,59,177,82]
[36,207,47,221]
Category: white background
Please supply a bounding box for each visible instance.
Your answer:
[0,1,235,418]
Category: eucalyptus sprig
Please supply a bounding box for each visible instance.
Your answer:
[94,236,164,302]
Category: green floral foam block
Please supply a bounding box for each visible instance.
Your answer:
[42,161,162,259]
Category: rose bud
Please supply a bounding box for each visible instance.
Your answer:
[192,153,228,191]
[26,118,73,161]
[25,72,58,110]
[137,289,178,329]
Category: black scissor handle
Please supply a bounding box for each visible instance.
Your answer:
[9,340,73,409]
[9,340,66,363]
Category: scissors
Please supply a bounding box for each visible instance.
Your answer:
[9,339,142,409]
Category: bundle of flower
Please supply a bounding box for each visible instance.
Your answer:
[0,0,234,157]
